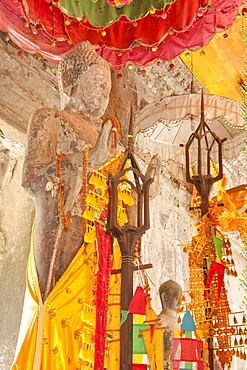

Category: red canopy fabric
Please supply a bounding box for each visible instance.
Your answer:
[0,0,243,67]
[65,0,210,49]
[98,0,244,68]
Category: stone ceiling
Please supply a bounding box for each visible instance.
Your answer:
[0,30,245,161]
[0,34,60,133]
[0,31,202,136]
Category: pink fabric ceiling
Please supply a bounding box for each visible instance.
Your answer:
[0,0,244,68]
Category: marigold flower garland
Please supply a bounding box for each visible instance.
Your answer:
[180,204,247,369]
[56,153,71,228]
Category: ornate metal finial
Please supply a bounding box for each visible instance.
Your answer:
[185,90,227,215]
[127,105,135,153]
[199,89,205,135]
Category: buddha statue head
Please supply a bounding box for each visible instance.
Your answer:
[58,41,111,119]
[159,279,182,312]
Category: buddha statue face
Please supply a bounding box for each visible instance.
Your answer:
[63,63,111,119]
[58,41,112,119]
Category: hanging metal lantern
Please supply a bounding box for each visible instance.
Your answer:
[107,148,153,251]
[185,91,226,216]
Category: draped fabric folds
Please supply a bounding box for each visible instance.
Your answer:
[172,337,203,366]
[141,327,164,370]
[0,0,243,67]
[179,338,202,362]
[94,222,113,369]
[11,236,97,370]
[58,0,176,25]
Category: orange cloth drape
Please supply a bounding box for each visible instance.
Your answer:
[11,235,97,370]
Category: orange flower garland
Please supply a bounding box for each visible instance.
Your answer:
[182,167,247,369]
[56,153,71,228]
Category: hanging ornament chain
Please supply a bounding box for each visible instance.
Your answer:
[46,148,90,229]
[81,146,90,235]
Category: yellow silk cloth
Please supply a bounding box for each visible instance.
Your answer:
[181,16,246,102]
[11,239,97,370]
[141,327,164,370]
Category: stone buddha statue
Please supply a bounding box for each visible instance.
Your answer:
[13,41,162,370]
[22,41,118,302]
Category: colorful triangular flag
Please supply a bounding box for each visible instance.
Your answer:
[181,310,196,332]
[129,286,146,315]
[120,309,129,327]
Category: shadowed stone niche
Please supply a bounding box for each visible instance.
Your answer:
[158,280,182,369]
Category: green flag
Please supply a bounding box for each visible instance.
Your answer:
[120,310,128,327]
[133,324,149,354]
[206,258,211,269]
[213,236,223,259]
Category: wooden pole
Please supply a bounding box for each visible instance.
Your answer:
[120,254,134,370]
[111,263,153,275]
[106,138,153,370]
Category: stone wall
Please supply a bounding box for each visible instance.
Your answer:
[0,130,35,369]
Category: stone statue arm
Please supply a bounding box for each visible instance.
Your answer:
[59,119,119,215]
[22,108,59,197]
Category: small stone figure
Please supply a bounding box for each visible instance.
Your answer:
[158,280,182,369]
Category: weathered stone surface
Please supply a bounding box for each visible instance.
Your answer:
[138,159,193,314]
[0,36,60,132]
[0,136,34,369]
[0,33,203,139]
[0,118,26,145]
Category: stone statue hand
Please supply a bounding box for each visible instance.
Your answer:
[63,119,118,171]
[145,154,162,200]
[88,119,118,170]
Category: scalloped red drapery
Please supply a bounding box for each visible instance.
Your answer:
[0,0,243,67]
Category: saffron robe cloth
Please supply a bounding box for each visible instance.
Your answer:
[11,238,97,370]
